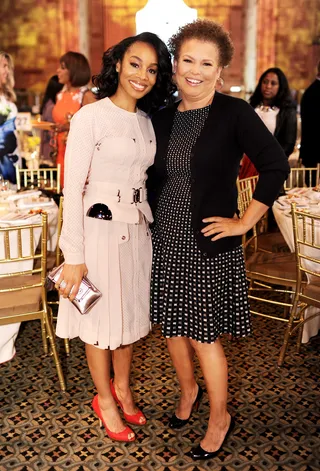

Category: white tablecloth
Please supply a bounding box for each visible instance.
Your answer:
[0,192,58,363]
[273,188,320,343]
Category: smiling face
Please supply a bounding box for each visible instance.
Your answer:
[174,39,222,107]
[0,56,9,86]
[261,72,280,104]
[114,41,158,109]
[57,62,71,86]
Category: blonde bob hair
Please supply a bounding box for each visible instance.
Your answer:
[0,51,16,102]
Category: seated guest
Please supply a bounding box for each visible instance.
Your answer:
[39,75,63,166]
[0,51,19,183]
[240,67,297,179]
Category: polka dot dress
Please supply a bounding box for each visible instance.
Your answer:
[151,105,251,343]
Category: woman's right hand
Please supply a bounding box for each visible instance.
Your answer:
[55,263,88,301]
[54,122,70,133]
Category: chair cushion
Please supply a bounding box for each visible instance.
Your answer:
[257,232,289,253]
[246,252,298,285]
[0,275,42,317]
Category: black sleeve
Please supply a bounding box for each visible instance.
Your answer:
[236,100,290,207]
[276,107,297,157]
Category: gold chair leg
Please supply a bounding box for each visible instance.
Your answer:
[278,296,299,367]
[296,308,305,353]
[64,338,70,356]
[41,318,48,355]
[43,308,66,392]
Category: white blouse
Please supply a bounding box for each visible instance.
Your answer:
[255,105,280,135]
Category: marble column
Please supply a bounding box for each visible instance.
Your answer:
[78,0,89,59]
[244,0,257,98]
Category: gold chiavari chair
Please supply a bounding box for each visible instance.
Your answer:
[278,203,320,366]
[238,183,308,363]
[0,213,66,391]
[284,163,320,191]
[16,164,61,193]
[237,177,287,254]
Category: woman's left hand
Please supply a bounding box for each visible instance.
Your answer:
[201,214,251,241]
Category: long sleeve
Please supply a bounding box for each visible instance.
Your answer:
[236,100,290,207]
[275,106,297,157]
[59,106,95,264]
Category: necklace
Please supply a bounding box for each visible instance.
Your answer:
[258,103,277,112]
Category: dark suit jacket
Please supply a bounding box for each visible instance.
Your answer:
[274,104,297,157]
[148,92,290,258]
[300,79,320,166]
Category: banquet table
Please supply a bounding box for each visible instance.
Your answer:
[0,189,59,363]
[273,187,320,343]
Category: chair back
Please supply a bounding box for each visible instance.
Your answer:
[291,202,320,288]
[0,213,48,288]
[15,164,61,193]
[237,179,257,251]
[285,166,318,190]
[237,175,259,195]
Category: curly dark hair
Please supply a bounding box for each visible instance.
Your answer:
[249,67,295,109]
[168,19,234,68]
[92,32,176,114]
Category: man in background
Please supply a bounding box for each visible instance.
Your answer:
[299,60,320,186]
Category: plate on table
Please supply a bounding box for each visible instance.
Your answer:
[278,194,310,207]
[17,198,55,210]
[6,190,42,202]
[287,188,309,196]
[0,211,39,224]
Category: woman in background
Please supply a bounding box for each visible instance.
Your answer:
[240,67,297,179]
[52,51,95,185]
[39,75,63,166]
[0,51,19,184]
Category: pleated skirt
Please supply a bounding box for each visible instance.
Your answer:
[56,214,152,350]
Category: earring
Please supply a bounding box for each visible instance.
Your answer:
[216,77,224,90]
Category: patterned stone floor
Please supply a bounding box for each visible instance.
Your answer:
[0,314,319,471]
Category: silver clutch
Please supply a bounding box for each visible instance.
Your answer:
[47,263,102,315]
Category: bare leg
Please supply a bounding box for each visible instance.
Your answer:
[190,337,231,452]
[85,343,127,433]
[112,344,140,415]
[167,337,198,419]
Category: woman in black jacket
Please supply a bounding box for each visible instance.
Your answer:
[250,67,297,157]
[148,20,290,460]
[240,67,297,178]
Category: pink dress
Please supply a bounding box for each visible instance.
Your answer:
[56,98,155,350]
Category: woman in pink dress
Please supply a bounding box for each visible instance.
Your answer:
[52,52,95,186]
[55,33,174,442]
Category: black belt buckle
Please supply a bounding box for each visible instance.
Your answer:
[132,188,141,204]
[86,203,112,220]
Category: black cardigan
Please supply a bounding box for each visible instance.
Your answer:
[148,92,290,258]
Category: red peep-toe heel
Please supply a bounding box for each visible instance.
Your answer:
[110,378,147,426]
[92,395,135,442]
